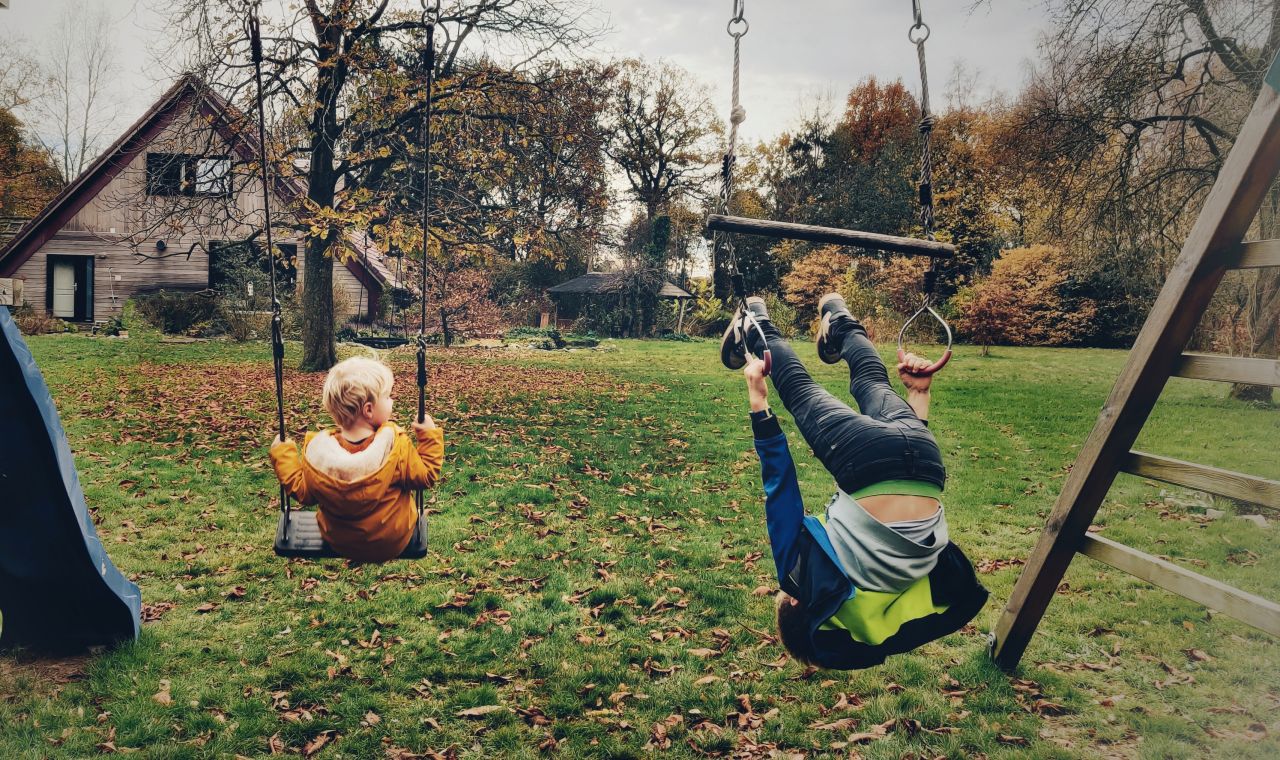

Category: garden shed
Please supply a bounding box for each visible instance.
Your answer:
[543,271,693,334]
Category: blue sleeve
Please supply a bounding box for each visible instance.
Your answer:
[753,417,805,587]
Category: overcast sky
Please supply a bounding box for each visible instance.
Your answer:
[2,0,1049,149]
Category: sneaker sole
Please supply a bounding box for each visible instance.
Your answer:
[815,312,843,364]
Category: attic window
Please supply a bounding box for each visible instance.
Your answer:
[145,153,232,197]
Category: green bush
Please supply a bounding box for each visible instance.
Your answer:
[133,290,222,335]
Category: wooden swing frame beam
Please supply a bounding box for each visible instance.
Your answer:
[706,214,955,258]
[989,53,1280,670]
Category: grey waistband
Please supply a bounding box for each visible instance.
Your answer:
[823,489,949,593]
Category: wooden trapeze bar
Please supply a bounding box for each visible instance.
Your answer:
[706,214,955,258]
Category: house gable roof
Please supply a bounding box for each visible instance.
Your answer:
[0,74,394,290]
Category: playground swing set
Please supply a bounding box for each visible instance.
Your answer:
[709,0,955,379]
[0,1,1275,681]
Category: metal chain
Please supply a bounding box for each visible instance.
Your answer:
[248,2,291,524]
[415,1,438,519]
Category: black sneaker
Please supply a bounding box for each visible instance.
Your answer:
[815,292,854,364]
[744,295,770,324]
[720,297,771,370]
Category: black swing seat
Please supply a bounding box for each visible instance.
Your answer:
[273,511,429,560]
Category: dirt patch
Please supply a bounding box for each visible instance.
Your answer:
[0,652,93,698]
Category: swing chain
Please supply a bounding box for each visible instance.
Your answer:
[247,1,291,524]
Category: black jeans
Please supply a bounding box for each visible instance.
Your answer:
[747,318,946,493]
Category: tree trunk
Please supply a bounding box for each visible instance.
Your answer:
[298,14,345,372]
[1229,188,1279,404]
[440,307,451,347]
[300,235,336,371]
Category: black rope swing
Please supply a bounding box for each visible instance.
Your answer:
[249,0,436,559]
[708,0,953,376]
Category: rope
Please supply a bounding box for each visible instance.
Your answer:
[715,0,749,303]
[248,2,291,525]
[910,0,939,298]
[417,2,436,426]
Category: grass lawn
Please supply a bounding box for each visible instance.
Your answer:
[1,327,1277,759]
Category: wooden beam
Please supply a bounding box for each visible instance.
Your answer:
[1174,353,1280,386]
[1079,534,1280,637]
[991,66,1280,670]
[705,215,955,258]
[1124,451,1280,510]
[1235,239,1280,269]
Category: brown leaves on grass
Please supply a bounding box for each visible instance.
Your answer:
[140,602,175,622]
[77,358,630,454]
[302,730,337,757]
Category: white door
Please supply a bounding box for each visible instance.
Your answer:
[52,261,76,317]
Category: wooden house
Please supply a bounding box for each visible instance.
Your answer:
[0,75,400,325]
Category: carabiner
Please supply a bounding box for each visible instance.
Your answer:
[896,298,952,376]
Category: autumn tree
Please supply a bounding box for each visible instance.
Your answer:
[781,247,852,313]
[953,245,1098,348]
[0,108,62,216]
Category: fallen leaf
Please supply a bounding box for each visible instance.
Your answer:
[455,705,508,718]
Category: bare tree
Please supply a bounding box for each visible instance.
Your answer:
[1008,0,1280,398]
[0,34,46,113]
[160,0,605,371]
[604,59,718,222]
[35,0,121,183]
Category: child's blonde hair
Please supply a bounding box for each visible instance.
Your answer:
[322,356,394,429]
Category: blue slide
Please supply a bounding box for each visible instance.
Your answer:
[0,306,141,649]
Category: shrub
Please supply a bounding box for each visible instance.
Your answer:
[684,279,732,337]
[953,245,1098,348]
[12,306,71,336]
[133,290,222,334]
[762,293,799,339]
[781,247,852,312]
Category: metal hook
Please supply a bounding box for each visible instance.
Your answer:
[420,0,440,23]
[731,0,745,22]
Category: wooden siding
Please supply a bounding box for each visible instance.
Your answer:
[10,103,369,323]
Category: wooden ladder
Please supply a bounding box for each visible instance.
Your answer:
[990,53,1280,669]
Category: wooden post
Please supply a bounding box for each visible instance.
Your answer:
[0,278,19,307]
[991,55,1280,669]
[677,297,688,334]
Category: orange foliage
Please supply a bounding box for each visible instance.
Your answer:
[781,247,851,311]
[953,245,1097,348]
[843,78,918,159]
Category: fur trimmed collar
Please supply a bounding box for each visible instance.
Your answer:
[304,426,396,482]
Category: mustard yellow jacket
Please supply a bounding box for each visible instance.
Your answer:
[270,423,443,562]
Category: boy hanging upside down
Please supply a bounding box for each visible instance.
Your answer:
[723,294,987,669]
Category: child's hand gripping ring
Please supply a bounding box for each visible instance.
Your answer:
[896,301,952,377]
